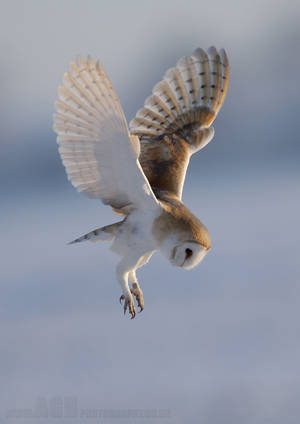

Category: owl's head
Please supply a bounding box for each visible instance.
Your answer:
[153,194,211,270]
[170,241,209,269]
[157,231,210,270]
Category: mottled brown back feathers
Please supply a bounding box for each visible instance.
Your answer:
[139,134,190,198]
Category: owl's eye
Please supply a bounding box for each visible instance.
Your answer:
[185,248,193,260]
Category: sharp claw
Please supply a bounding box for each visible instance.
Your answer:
[130,304,136,319]
[130,287,144,314]
[119,293,137,319]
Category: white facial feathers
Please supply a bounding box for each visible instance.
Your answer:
[170,241,208,269]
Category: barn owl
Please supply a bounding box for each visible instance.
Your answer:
[53,47,229,319]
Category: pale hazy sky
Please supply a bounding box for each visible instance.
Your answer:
[1,0,299,150]
[1,0,300,194]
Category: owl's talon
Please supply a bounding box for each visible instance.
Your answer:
[120,293,136,319]
[130,284,144,312]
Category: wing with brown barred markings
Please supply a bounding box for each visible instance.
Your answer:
[130,46,229,199]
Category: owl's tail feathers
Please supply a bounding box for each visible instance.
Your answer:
[129,47,229,138]
[68,222,122,245]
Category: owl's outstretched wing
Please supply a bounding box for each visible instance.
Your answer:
[53,56,159,215]
[129,47,229,199]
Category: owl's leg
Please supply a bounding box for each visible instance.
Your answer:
[128,252,154,312]
[116,255,141,319]
[128,271,144,312]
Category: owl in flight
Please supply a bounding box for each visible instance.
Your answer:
[53,47,229,319]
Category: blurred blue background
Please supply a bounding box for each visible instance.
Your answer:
[1,0,300,423]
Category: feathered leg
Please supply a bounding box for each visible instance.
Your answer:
[117,255,141,319]
[117,252,154,319]
[128,271,144,312]
[128,252,154,313]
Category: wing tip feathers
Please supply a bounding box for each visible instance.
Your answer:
[130,46,230,137]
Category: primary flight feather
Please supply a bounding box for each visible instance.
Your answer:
[53,47,230,319]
